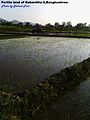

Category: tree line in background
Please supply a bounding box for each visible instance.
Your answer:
[0,20,90,33]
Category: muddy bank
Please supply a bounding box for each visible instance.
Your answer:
[0,33,27,39]
[0,58,90,120]
[29,32,90,39]
[1,32,90,39]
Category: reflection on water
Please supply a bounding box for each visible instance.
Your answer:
[48,78,90,120]
[0,37,90,88]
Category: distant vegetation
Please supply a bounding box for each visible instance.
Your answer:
[0,21,32,33]
[1,20,90,33]
[1,20,90,38]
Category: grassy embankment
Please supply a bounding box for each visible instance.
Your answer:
[0,58,90,120]
[0,24,31,39]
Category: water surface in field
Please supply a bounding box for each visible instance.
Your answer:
[0,36,90,88]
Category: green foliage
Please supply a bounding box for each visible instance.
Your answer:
[1,21,90,37]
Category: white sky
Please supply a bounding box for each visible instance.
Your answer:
[0,0,90,25]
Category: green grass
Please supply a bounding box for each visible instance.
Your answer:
[0,25,31,33]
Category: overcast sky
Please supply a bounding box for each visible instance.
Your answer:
[0,0,90,25]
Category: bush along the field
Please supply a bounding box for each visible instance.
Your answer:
[0,58,90,120]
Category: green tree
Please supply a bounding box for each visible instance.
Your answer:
[54,22,60,28]
[25,22,30,27]
[66,22,72,30]
[45,23,54,30]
